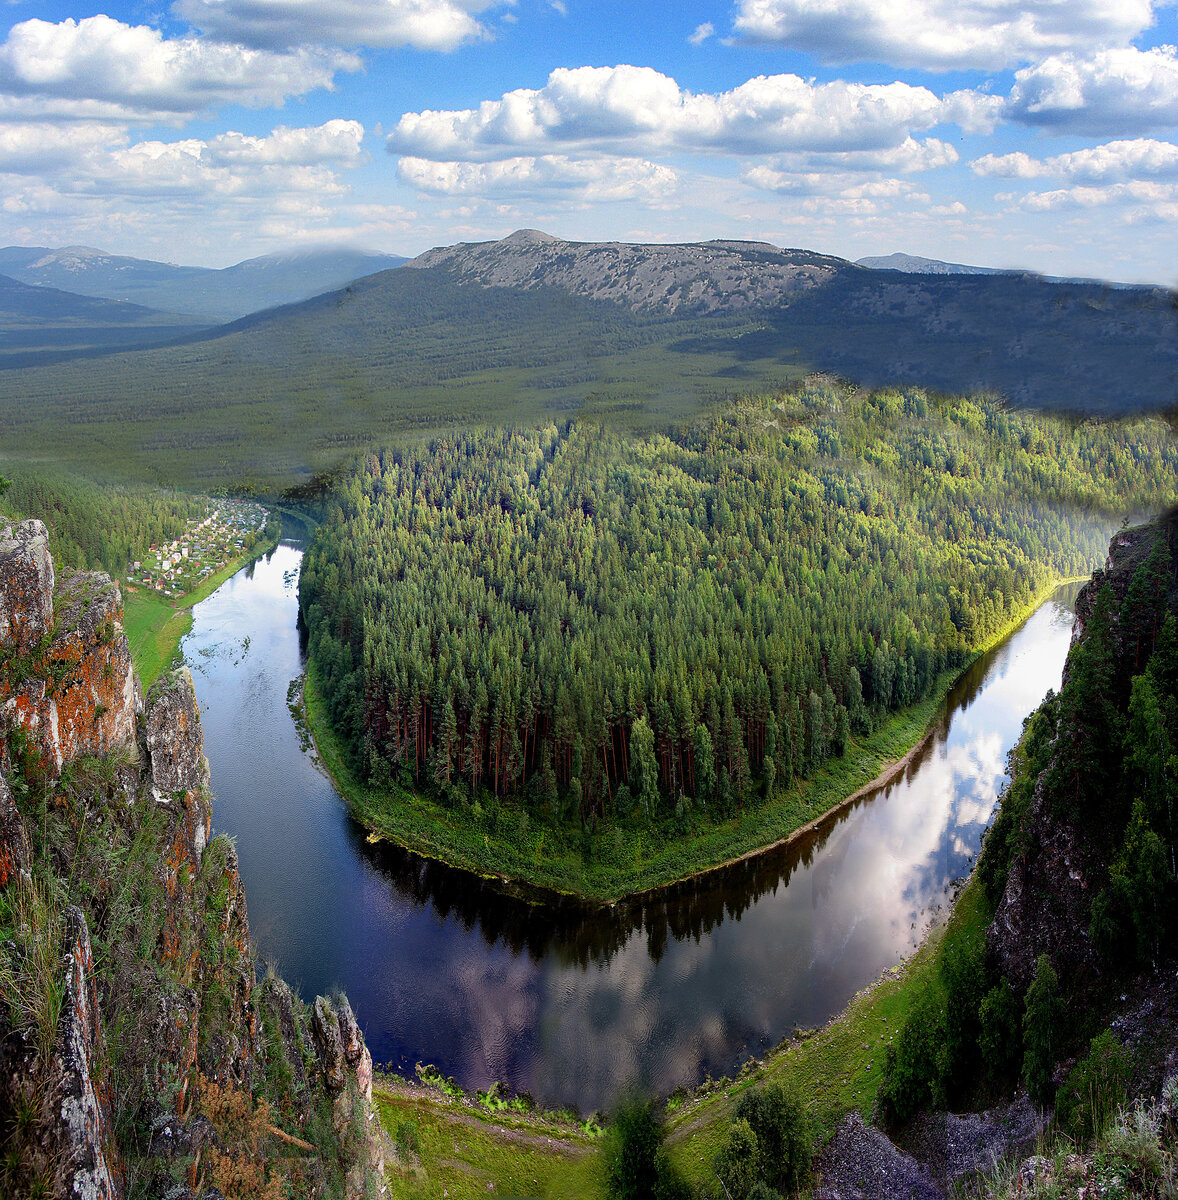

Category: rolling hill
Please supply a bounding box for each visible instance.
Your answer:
[0,272,209,360]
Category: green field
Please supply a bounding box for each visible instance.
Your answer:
[123,531,280,686]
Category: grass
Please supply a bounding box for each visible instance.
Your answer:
[303,575,1074,904]
[376,1082,607,1200]
[123,531,279,687]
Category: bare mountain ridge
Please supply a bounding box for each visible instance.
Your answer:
[407,228,856,313]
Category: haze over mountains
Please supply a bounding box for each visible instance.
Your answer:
[0,229,1173,490]
[0,244,407,322]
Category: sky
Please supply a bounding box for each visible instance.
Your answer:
[1,0,1177,282]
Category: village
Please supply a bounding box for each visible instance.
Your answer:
[127,498,270,598]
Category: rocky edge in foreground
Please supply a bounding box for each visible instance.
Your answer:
[0,517,385,1199]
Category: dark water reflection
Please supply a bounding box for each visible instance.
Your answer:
[184,540,1077,1113]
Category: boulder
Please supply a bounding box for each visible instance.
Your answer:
[312,996,347,1093]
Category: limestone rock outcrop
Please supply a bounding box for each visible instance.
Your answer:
[0,527,386,1200]
[1,561,140,777]
[0,518,54,655]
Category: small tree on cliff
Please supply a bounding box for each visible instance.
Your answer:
[0,475,9,497]
[1023,954,1064,1104]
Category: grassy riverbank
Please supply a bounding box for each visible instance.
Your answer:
[123,529,280,686]
[303,575,1081,903]
[375,872,994,1197]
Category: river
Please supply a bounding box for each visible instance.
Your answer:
[182,538,1077,1113]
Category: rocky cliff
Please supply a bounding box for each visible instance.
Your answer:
[0,518,385,1200]
[985,509,1178,993]
[406,227,854,313]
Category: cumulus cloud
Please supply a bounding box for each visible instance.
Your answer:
[0,121,124,172]
[1007,46,1178,135]
[974,138,1178,182]
[398,153,677,201]
[731,0,1154,72]
[742,164,931,213]
[1010,180,1178,218]
[688,22,715,46]
[386,65,978,161]
[0,120,365,205]
[0,15,356,121]
[173,0,510,52]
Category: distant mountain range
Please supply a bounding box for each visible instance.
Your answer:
[409,228,852,313]
[0,271,208,361]
[0,245,407,322]
[0,230,1173,489]
[856,252,1012,276]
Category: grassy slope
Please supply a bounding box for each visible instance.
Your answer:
[303,575,1077,904]
[123,532,279,686]
[375,874,994,1198]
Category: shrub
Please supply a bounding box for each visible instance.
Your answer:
[878,986,946,1125]
[978,977,1022,1086]
[732,1079,813,1197]
[1056,1030,1130,1145]
[604,1097,689,1200]
[1022,954,1063,1105]
[715,1118,760,1200]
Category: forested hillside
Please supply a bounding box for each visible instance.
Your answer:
[873,508,1178,1166]
[300,383,1178,891]
[0,469,206,577]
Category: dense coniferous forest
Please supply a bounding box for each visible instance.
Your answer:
[301,382,1178,847]
[0,468,206,577]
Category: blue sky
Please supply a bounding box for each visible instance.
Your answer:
[1,0,1177,282]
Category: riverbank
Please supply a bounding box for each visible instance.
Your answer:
[302,574,1083,905]
[124,527,281,686]
[375,866,993,1198]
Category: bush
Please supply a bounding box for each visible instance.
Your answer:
[878,986,946,1126]
[604,1097,689,1200]
[1022,954,1064,1105]
[978,977,1022,1086]
[732,1079,812,1197]
[715,1118,760,1200]
[1056,1030,1130,1145]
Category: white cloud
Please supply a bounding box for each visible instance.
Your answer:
[770,136,959,175]
[688,22,715,46]
[0,121,123,172]
[173,0,509,51]
[1012,180,1178,215]
[0,15,356,121]
[387,65,975,161]
[743,164,930,208]
[974,138,1178,182]
[398,153,678,201]
[0,120,365,206]
[731,0,1154,72]
[204,119,366,166]
[1007,46,1178,135]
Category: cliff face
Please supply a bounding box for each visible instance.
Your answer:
[986,510,1178,992]
[407,227,853,313]
[0,519,385,1200]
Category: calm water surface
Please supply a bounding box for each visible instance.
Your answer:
[183,540,1076,1112]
